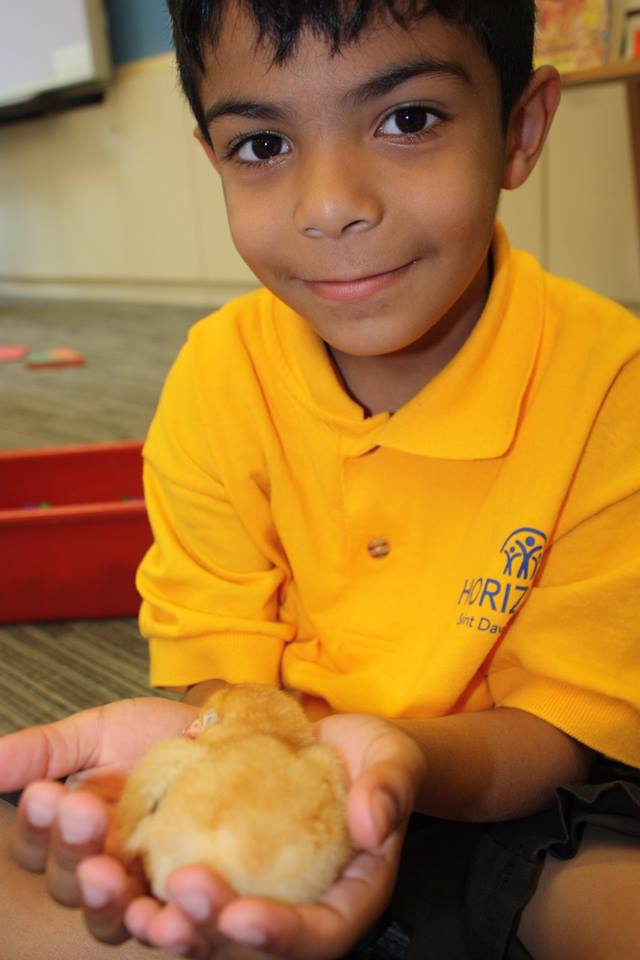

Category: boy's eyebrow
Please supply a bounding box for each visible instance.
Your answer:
[204,98,289,126]
[203,56,472,126]
[346,56,472,106]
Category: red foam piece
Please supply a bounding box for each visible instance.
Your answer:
[0,345,28,362]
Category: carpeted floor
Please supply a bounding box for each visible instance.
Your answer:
[0,619,166,732]
[0,297,207,449]
[0,297,213,734]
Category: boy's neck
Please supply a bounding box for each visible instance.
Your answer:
[327,256,492,417]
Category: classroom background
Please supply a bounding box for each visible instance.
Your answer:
[0,0,638,736]
[1,0,639,307]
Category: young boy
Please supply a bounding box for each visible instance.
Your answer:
[1,2,639,958]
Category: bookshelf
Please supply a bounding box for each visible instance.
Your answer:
[560,60,640,255]
[560,59,640,86]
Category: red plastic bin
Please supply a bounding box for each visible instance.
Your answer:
[0,441,152,623]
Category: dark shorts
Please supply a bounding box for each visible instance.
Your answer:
[1,791,22,807]
[3,758,639,960]
[353,755,640,960]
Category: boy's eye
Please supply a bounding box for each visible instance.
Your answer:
[378,106,439,137]
[234,133,290,163]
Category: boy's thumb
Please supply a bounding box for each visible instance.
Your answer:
[371,787,403,846]
[349,764,414,850]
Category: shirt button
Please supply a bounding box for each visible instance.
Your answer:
[367,537,391,558]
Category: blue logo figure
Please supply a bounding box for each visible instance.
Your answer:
[500,528,547,580]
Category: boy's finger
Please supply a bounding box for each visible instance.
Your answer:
[11,780,66,872]
[165,863,236,934]
[0,708,104,789]
[346,738,424,850]
[124,895,163,943]
[217,899,328,960]
[218,842,399,960]
[45,789,109,906]
[78,854,145,944]
[146,901,212,958]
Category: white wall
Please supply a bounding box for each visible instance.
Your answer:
[0,54,256,305]
[500,80,640,306]
[1,53,639,306]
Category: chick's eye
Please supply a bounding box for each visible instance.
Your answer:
[202,709,221,728]
[379,106,437,136]
[236,133,289,163]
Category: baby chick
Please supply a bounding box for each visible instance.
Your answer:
[116,683,353,903]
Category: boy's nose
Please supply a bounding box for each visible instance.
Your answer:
[293,148,383,240]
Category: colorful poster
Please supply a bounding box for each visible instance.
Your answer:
[535,0,612,71]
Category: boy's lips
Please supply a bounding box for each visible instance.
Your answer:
[301,260,416,303]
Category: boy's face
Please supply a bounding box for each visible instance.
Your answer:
[197,5,509,358]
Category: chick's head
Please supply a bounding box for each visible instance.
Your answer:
[194,683,314,749]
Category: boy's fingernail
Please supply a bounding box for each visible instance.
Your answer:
[65,772,90,789]
[25,796,54,829]
[80,879,110,909]
[228,925,268,948]
[58,809,94,845]
[175,891,210,922]
[373,789,401,842]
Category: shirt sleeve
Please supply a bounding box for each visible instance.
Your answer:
[137,335,293,690]
[488,353,640,767]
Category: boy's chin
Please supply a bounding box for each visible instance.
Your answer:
[320,319,440,360]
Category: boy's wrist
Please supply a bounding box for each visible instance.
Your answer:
[392,707,594,823]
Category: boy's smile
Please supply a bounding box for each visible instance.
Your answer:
[196,3,524,411]
[302,259,417,304]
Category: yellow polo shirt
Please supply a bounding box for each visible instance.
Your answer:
[138,225,640,767]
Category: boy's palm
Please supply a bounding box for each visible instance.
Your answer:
[124,713,423,960]
[194,713,424,960]
[0,696,198,790]
[2,698,198,912]
[2,703,424,960]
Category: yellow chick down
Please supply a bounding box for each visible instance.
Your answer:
[116,683,353,903]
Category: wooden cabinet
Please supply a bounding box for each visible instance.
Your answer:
[501,62,640,305]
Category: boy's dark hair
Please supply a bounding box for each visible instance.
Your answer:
[166,1,536,142]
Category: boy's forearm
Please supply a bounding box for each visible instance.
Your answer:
[393,706,594,823]
[181,684,592,822]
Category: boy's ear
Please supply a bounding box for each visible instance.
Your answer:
[194,125,221,173]
[502,66,561,191]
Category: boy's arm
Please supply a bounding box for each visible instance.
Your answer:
[181,684,591,821]
[393,706,593,823]
[392,353,640,825]
[138,335,293,694]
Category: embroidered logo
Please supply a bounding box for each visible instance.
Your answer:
[500,527,547,579]
[455,527,548,636]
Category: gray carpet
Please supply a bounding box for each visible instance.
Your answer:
[0,297,207,449]
[0,297,213,734]
[0,619,169,732]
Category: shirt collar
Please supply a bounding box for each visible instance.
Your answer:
[270,223,544,460]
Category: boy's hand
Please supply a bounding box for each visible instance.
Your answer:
[1,696,198,938]
[116,714,425,959]
[2,706,424,959]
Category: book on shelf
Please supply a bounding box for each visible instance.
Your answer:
[608,0,628,60]
[621,6,640,59]
[608,1,640,60]
[535,0,638,72]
